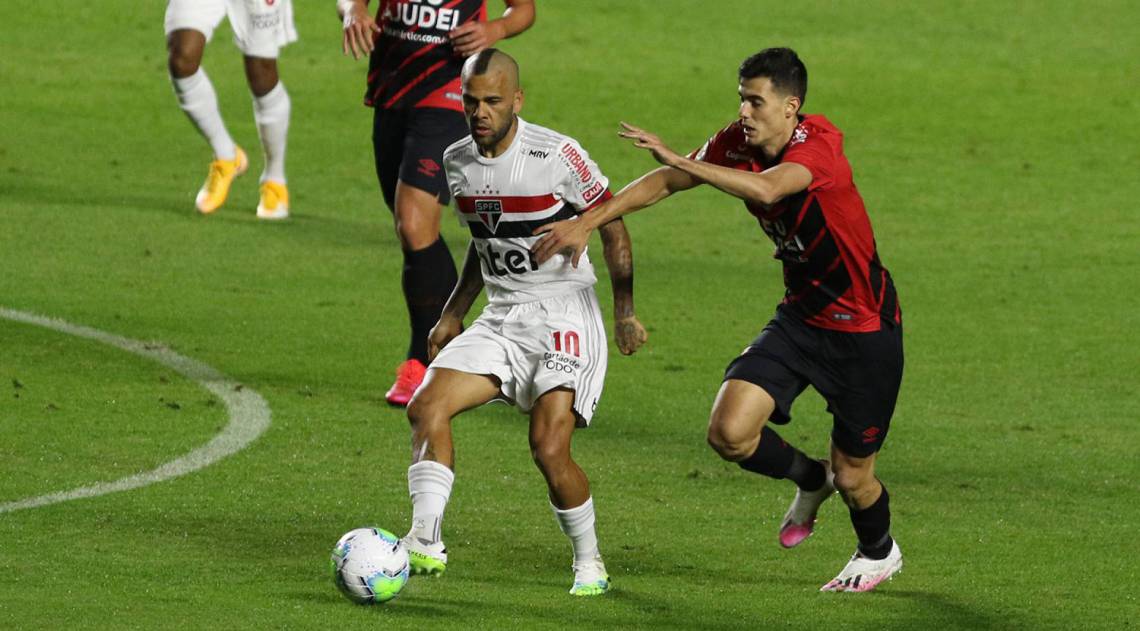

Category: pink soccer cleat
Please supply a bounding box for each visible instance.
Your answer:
[778,461,835,548]
[385,359,426,407]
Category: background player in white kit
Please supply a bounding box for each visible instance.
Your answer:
[165,0,296,219]
[401,49,647,596]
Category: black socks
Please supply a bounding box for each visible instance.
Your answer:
[737,426,827,491]
[850,484,893,560]
[402,237,458,363]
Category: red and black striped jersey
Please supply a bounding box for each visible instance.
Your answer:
[364,0,487,111]
[691,115,900,333]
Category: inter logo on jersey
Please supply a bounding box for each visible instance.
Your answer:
[474,199,503,233]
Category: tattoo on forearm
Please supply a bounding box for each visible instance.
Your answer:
[599,219,635,319]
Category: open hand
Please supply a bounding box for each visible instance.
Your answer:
[449,21,505,57]
[341,3,379,60]
[619,122,682,167]
[531,217,591,267]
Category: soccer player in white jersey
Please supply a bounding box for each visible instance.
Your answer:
[400,49,647,597]
[165,0,297,219]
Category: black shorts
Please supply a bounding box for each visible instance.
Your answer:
[372,106,468,209]
[724,308,904,458]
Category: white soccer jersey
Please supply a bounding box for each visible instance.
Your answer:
[443,118,613,305]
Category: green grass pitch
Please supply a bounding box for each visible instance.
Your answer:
[1,1,1138,628]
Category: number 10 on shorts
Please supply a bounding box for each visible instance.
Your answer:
[552,331,580,357]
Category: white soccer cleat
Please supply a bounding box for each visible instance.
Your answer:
[401,535,447,576]
[820,540,903,593]
[569,555,610,596]
[778,461,835,548]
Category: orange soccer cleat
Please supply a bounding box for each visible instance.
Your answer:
[256,180,290,220]
[195,147,248,214]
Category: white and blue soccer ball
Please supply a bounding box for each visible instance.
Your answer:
[331,527,410,604]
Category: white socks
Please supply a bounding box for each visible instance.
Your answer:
[407,461,454,545]
[551,496,601,565]
[407,462,601,567]
[171,69,290,185]
[171,69,236,161]
[252,82,290,184]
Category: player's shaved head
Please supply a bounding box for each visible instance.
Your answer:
[460,48,524,157]
[461,48,520,92]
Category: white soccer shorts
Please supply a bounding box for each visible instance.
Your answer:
[431,288,609,425]
[165,0,298,59]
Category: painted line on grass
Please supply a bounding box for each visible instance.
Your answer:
[0,307,271,514]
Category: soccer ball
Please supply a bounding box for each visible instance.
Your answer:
[331,527,410,604]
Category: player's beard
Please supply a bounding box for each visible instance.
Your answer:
[474,114,517,152]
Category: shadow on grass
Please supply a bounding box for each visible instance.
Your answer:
[2,176,188,217]
[286,588,461,619]
[871,589,1015,630]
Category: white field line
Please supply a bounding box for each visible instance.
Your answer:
[0,307,271,514]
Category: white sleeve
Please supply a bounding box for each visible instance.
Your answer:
[553,139,610,212]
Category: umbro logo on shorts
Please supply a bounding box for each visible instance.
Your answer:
[418,158,441,178]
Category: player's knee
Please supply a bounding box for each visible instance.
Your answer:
[406,391,443,433]
[243,57,279,97]
[832,464,873,497]
[394,212,438,249]
[166,31,204,78]
[167,49,200,78]
[528,419,572,473]
[706,408,762,461]
[529,438,569,474]
[706,426,753,462]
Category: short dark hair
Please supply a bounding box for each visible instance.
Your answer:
[739,47,807,104]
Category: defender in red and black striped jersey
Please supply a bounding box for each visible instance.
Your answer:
[533,48,905,593]
[337,0,535,406]
[691,115,900,333]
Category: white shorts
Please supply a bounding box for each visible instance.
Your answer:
[165,0,298,59]
[431,288,609,426]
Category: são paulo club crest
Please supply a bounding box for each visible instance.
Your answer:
[474,199,503,233]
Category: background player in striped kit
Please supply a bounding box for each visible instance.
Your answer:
[533,48,905,593]
[338,0,536,406]
[399,49,647,596]
[165,0,296,219]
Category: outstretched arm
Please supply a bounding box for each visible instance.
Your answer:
[532,165,698,266]
[450,0,536,56]
[427,242,484,361]
[619,122,812,206]
[597,218,647,355]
